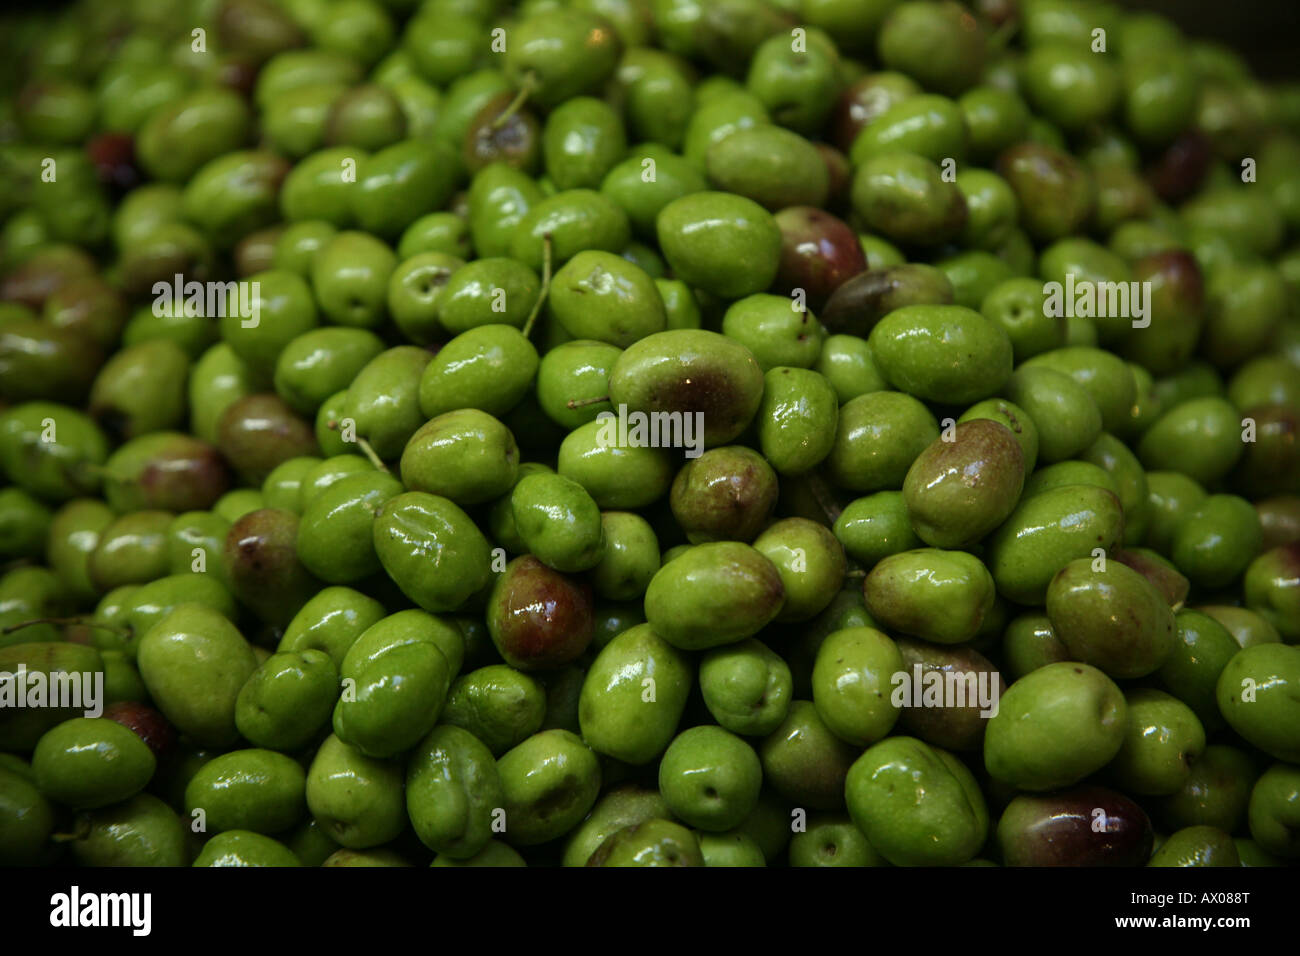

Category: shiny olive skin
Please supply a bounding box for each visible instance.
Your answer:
[442,665,546,758]
[373,492,492,614]
[998,786,1154,866]
[607,329,765,448]
[864,549,995,646]
[32,717,157,810]
[488,556,595,671]
[305,734,405,850]
[656,192,781,299]
[844,735,988,867]
[771,207,867,310]
[184,748,306,835]
[985,484,1125,606]
[406,724,504,859]
[643,542,785,651]
[851,152,967,247]
[903,420,1025,549]
[579,623,692,765]
[136,605,259,749]
[1147,826,1242,867]
[1047,559,1177,680]
[868,305,1011,405]
[1244,544,1300,642]
[756,367,839,476]
[1159,745,1258,835]
[826,391,939,493]
[498,729,602,846]
[5,0,1299,877]
[670,446,778,544]
[66,792,189,867]
[1218,644,1300,764]
[511,472,605,572]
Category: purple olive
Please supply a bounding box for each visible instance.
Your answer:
[998,785,1154,866]
[772,206,867,309]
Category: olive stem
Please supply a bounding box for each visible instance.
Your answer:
[520,233,552,340]
[353,436,391,474]
[325,421,391,474]
[1,616,131,638]
[565,394,610,410]
[491,71,538,131]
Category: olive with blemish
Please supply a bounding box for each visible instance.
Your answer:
[224,508,322,629]
[217,393,320,485]
[669,446,779,545]
[463,92,541,175]
[902,420,1025,550]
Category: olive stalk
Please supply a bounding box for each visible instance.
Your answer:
[521,233,553,340]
